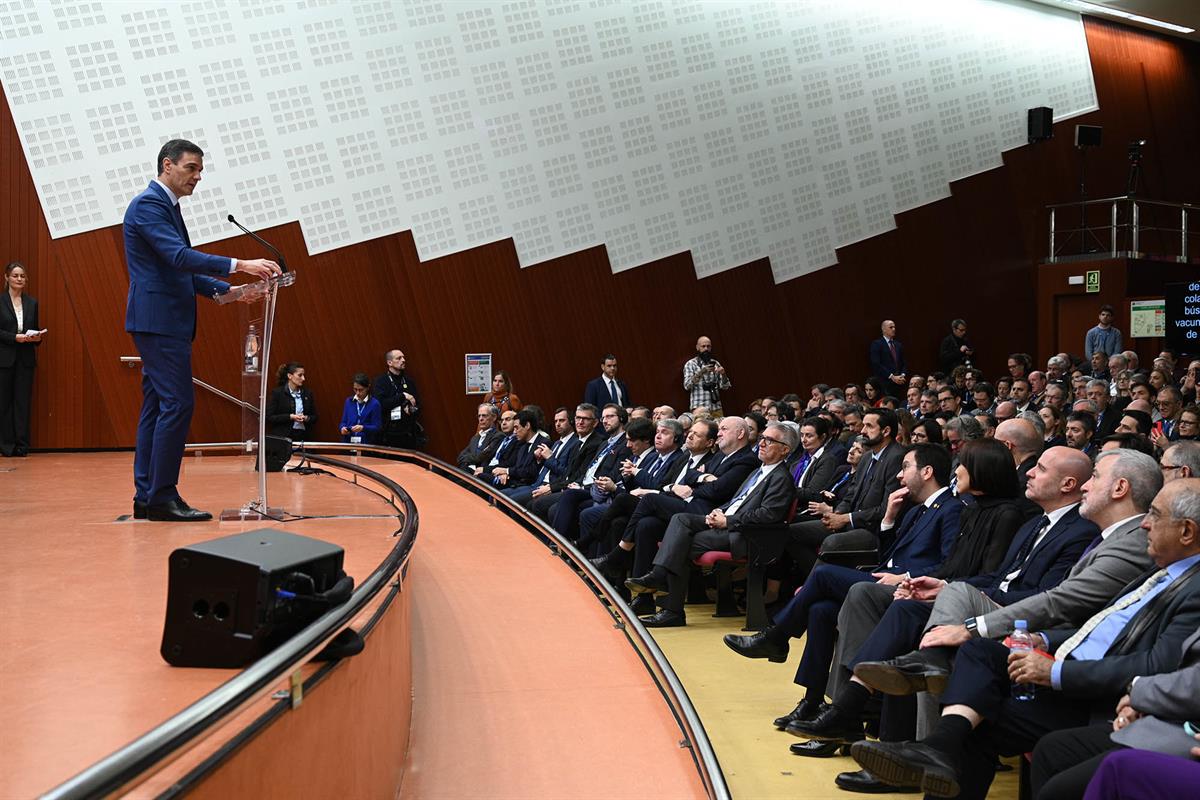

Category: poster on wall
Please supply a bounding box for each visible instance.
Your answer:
[1129,299,1165,338]
[465,354,492,395]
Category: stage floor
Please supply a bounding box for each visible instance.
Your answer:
[0,452,708,798]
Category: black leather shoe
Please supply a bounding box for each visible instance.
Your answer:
[774,698,823,729]
[786,704,865,741]
[591,548,632,580]
[133,501,148,520]
[853,653,950,696]
[723,631,790,663]
[850,740,961,798]
[626,571,669,596]
[147,499,213,522]
[835,768,918,794]
[640,609,685,628]
[628,594,655,615]
[789,739,842,757]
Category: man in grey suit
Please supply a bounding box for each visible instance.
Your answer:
[919,448,1161,647]
[1031,629,1200,798]
[627,421,798,628]
[851,448,1160,696]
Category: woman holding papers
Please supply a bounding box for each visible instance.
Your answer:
[0,262,42,457]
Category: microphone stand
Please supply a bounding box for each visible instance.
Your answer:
[218,216,297,520]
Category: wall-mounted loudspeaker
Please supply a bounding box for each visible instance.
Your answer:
[1027,107,1053,143]
[1075,124,1103,148]
[160,529,345,668]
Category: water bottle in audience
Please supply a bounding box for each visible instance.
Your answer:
[1010,620,1035,700]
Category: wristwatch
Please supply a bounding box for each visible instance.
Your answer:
[964,617,980,637]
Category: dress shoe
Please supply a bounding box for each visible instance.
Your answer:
[591,549,632,580]
[835,768,918,794]
[773,698,823,729]
[133,501,148,520]
[850,740,961,798]
[789,739,842,757]
[723,630,790,663]
[628,594,655,615]
[853,652,949,696]
[147,499,213,522]
[639,608,685,628]
[786,704,866,741]
[626,571,669,596]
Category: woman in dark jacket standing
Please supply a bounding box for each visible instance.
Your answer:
[0,262,41,456]
[265,362,317,442]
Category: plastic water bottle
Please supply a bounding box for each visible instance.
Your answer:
[1010,620,1035,700]
[244,325,260,374]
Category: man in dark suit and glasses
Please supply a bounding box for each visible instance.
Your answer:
[627,421,798,627]
[124,139,279,521]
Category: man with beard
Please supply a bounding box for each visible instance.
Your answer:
[683,335,731,414]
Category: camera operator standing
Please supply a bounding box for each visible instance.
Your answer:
[683,336,732,415]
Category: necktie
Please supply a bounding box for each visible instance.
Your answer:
[173,202,191,246]
[851,456,877,507]
[792,453,811,485]
[723,469,763,513]
[584,436,618,483]
[536,438,565,484]
[1012,515,1051,570]
[608,379,618,404]
[1078,533,1104,562]
[887,339,899,368]
[649,453,668,479]
[1056,569,1169,661]
[489,434,513,465]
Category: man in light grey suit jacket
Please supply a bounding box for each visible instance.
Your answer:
[920,449,1160,648]
[1031,628,1200,799]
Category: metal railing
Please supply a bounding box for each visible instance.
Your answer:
[1046,195,1198,263]
[120,356,258,413]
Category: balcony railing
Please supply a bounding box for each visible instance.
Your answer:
[1046,195,1198,263]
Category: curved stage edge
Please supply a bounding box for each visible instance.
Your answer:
[0,447,723,799]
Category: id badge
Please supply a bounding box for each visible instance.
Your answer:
[390,407,403,421]
[350,435,362,444]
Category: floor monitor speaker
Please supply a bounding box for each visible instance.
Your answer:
[161,528,345,668]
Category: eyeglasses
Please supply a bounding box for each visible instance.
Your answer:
[759,434,786,448]
[575,415,595,422]
[1160,463,1182,473]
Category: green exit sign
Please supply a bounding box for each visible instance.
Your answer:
[1086,270,1101,293]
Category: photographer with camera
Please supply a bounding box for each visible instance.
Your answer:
[683,335,732,415]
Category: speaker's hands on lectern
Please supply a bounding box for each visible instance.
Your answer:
[235,258,281,280]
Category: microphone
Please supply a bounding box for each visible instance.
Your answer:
[227,214,289,273]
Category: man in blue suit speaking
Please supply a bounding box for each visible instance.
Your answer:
[125,139,280,521]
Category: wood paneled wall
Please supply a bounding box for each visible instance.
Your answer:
[2,18,1197,464]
